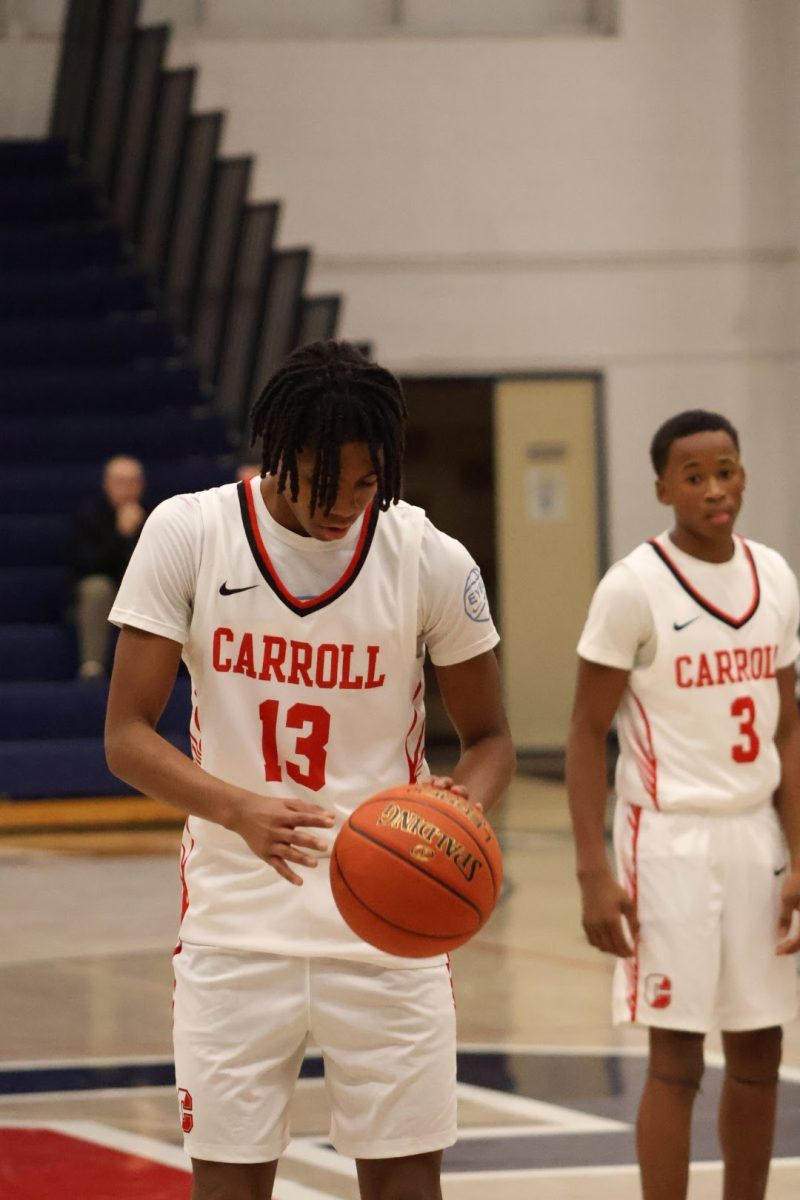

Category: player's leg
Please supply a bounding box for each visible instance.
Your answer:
[611,806,717,1200]
[356,1150,442,1200]
[313,958,456,1182]
[636,1026,705,1200]
[718,1025,782,1200]
[190,1158,278,1200]
[173,946,309,1193]
[715,806,797,1199]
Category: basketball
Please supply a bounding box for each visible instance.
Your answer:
[330,783,503,957]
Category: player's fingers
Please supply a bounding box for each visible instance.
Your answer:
[429,777,471,801]
[285,801,335,822]
[264,855,304,886]
[620,896,640,939]
[585,920,633,958]
[776,899,800,949]
[289,831,330,854]
[271,830,331,859]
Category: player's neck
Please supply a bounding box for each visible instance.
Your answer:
[667,524,736,564]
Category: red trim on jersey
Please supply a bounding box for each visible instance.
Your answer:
[628,689,659,810]
[242,475,374,609]
[625,804,643,1023]
[648,534,760,629]
[177,821,195,930]
[405,682,426,781]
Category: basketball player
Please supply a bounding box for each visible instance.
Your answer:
[565,409,800,1200]
[104,340,516,1200]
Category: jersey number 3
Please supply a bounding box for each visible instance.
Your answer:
[259,699,330,791]
[730,695,760,764]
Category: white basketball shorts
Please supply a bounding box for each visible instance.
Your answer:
[612,800,798,1032]
[172,945,458,1163]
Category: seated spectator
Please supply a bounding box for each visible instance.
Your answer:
[73,455,146,680]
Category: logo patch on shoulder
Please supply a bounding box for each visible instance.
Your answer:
[463,567,490,623]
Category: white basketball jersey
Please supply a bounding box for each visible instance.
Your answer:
[179,480,435,965]
[615,536,793,815]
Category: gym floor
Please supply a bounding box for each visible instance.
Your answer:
[1,768,799,1199]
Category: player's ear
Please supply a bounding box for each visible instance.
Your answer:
[655,474,670,506]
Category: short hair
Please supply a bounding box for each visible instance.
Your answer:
[649,409,740,476]
[249,340,407,513]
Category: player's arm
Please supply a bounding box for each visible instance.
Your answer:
[773,664,800,954]
[105,626,334,885]
[565,658,639,957]
[433,650,516,813]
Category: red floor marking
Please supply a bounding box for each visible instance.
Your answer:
[0,1129,191,1199]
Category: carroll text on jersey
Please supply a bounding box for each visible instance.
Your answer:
[211,627,387,689]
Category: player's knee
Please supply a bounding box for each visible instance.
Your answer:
[648,1028,705,1090]
[723,1025,782,1085]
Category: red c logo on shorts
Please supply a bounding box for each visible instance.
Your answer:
[178,1087,194,1133]
[644,974,672,1009]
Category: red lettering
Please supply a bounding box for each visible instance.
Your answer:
[766,644,777,678]
[258,635,287,682]
[751,647,764,679]
[212,627,234,672]
[340,643,365,689]
[233,632,256,677]
[315,643,340,688]
[695,653,713,687]
[675,655,692,688]
[365,645,386,689]
[288,640,313,686]
[733,648,750,681]
[714,650,735,685]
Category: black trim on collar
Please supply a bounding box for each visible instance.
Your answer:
[236,479,379,617]
[648,537,760,629]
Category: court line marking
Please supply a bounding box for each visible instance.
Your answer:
[0,1119,334,1200]
[454,1081,629,1131]
[7,1121,798,1186]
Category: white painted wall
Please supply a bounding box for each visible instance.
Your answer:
[2,0,798,569]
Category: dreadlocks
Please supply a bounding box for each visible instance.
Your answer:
[249,340,407,514]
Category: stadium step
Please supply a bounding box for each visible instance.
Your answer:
[0,732,190,800]
[0,457,233,514]
[0,410,230,463]
[0,677,191,741]
[0,362,203,415]
[0,266,154,318]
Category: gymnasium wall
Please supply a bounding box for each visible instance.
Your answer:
[2,0,798,570]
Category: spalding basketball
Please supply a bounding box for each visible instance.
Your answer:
[330,783,503,957]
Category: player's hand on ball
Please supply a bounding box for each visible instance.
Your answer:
[428,775,482,810]
[231,795,335,886]
[579,869,639,958]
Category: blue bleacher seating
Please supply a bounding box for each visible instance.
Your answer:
[0,363,202,414]
[0,138,233,799]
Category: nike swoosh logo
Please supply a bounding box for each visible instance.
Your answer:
[673,617,699,631]
[219,582,259,596]
[774,865,788,876]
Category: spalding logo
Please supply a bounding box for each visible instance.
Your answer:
[378,802,482,881]
[411,844,436,861]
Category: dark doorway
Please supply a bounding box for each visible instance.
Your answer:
[401,376,496,745]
